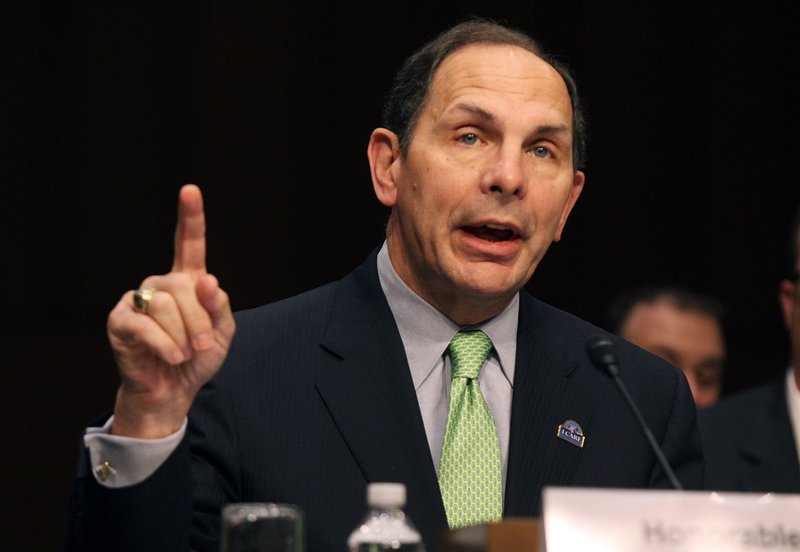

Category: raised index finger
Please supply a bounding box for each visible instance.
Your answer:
[172,184,207,273]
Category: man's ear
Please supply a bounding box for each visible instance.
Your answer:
[368,128,401,207]
[553,170,585,242]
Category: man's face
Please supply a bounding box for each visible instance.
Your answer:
[779,245,800,385]
[620,299,726,408]
[370,44,584,324]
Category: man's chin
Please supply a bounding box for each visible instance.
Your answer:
[450,267,528,302]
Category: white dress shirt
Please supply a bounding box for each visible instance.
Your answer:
[376,243,517,485]
[785,367,800,465]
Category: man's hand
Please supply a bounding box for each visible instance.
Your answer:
[108,184,235,438]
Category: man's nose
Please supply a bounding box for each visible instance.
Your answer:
[482,146,527,199]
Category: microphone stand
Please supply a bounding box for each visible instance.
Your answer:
[586,335,684,491]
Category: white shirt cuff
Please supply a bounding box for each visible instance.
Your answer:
[84,415,187,488]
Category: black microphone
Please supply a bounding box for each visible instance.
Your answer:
[586,335,684,491]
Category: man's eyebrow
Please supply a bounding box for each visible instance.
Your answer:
[447,104,571,135]
[449,103,496,122]
[536,124,571,136]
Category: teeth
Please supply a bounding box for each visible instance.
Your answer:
[484,223,510,231]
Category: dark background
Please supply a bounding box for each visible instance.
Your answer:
[4,1,799,548]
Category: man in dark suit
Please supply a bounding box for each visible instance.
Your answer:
[65,20,702,551]
[700,208,800,492]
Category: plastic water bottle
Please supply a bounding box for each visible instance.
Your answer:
[347,483,425,551]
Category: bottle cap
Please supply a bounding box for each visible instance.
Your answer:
[367,482,406,507]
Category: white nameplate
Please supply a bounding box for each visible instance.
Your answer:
[543,487,800,552]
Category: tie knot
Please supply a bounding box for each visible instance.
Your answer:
[448,330,493,380]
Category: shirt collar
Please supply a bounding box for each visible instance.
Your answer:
[786,367,800,457]
[376,241,519,390]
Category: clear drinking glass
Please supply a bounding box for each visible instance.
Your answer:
[220,503,305,552]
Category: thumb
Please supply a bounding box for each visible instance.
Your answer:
[196,274,235,339]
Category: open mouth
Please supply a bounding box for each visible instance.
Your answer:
[462,223,518,243]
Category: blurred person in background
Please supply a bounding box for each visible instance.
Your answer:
[605,284,726,408]
[700,207,800,492]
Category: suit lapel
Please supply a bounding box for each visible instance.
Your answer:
[735,377,800,492]
[314,253,447,538]
[312,256,602,526]
[505,292,595,516]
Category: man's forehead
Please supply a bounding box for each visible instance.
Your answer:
[421,44,572,129]
[631,299,721,329]
[430,43,567,99]
[437,42,549,69]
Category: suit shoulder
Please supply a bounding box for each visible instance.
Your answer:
[521,293,680,379]
[519,293,606,346]
[230,280,340,346]
[235,280,339,321]
[700,379,780,430]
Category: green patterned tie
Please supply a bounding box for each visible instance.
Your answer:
[438,329,503,528]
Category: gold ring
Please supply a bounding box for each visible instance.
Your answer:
[133,287,156,314]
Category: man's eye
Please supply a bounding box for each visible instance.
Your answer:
[458,133,479,145]
[531,146,550,158]
[696,368,722,387]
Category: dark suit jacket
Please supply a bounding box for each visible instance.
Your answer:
[699,374,800,493]
[64,250,702,551]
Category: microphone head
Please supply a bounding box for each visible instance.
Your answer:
[586,334,619,376]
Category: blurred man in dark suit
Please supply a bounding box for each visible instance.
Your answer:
[700,207,800,492]
[605,284,726,408]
